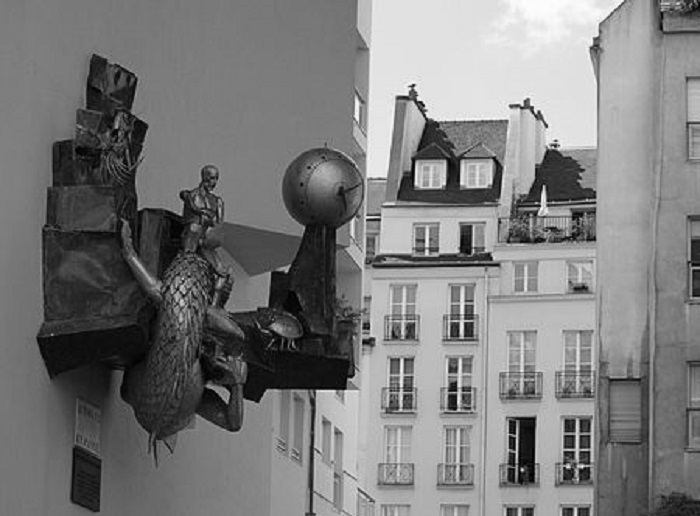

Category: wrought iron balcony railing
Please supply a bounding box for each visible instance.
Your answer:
[437,463,474,486]
[412,246,440,257]
[443,314,478,341]
[381,387,417,413]
[498,215,596,244]
[660,0,692,11]
[378,463,414,485]
[440,387,476,413]
[384,315,419,341]
[555,371,596,398]
[499,372,543,399]
[555,462,594,486]
[499,463,540,486]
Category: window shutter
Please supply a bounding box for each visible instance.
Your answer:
[688,79,700,122]
[609,380,642,442]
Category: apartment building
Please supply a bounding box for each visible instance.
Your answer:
[0,1,371,515]
[364,90,596,516]
[593,1,700,514]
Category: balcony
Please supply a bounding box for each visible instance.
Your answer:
[440,387,477,413]
[555,371,596,399]
[384,315,420,341]
[443,314,478,341]
[660,0,689,10]
[378,463,414,486]
[412,246,440,257]
[437,463,474,486]
[381,387,417,413]
[555,462,594,486]
[498,215,596,244]
[499,463,540,486]
[500,372,543,399]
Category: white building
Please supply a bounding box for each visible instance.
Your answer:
[364,91,596,516]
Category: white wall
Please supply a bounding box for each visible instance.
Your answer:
[0,1,361,514]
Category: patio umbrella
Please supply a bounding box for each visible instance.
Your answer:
[537,185,549,217]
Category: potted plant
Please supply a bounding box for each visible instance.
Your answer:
[508,216,531,243]
[334,296,364,375]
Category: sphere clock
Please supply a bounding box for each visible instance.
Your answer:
[282,147,364,228]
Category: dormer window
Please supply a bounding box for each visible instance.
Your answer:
[415,159,447,189]
[460,159,493,189]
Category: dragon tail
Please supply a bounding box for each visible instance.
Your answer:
[147,432,179,466]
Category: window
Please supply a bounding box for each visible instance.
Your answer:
[446,285,476,340]
[688,364,700,448]
[460,160,492,188]
[278,390,290,453]
[561,507,590,516]
[387,285,418,340]
[559,331,594,397]
[567,261,593,292]
[292,394,305,462]
[386,357,415,412]
[354,90,366,129]
[366,234,378,260]
[384,426,412,463]
[459,223,486,255]
[380,426,414,485]
[362,295,371,333]
[688,78,700,159]
[321,418,332,464]
[609,379,642,443]
[357,490,375,516]
[689,219,700,298]
[514,262,538,293]
[413,223,439,256]
[415,160,446,189]
[381,505,410,516]
[505,506,534,516]
[333,428,344,510]
[503,418,537,485]
[441,505,469,516]
[444,356,474,412]
[560,418,592,484]
[504,331,538,397]
[441,426,472,484]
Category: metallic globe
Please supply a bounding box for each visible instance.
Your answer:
[282,147,364,228]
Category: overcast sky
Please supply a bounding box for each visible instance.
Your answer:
[366,0,623,177]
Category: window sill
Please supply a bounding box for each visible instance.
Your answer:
[685,447,700,453]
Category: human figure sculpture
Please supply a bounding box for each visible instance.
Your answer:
[180,165,233,307]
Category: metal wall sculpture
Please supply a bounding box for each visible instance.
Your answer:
[37,55,364,458]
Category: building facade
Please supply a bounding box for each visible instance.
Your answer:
[364,91,596,516]
[0,1,370,515]
[593,1,700,514]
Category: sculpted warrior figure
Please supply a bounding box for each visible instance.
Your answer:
[180,165,233,307]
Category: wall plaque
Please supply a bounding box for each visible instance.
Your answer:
[71,446,101,512]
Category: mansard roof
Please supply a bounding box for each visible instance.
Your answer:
[524,147,597,203]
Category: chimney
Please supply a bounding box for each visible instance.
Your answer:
[384,85,428,202]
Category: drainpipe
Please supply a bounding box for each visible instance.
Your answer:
[479,265,490,516]
[306,389,317,516]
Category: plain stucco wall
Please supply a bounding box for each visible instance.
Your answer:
[0,0,359,514]
[651,13,700,500]
[595,0,659,514]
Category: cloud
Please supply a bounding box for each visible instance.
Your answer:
[489,0,620,53]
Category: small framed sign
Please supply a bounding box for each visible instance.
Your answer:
[74,398,101,457]
[71,446,101,512]
[72,399,102,512]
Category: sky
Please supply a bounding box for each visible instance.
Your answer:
[366,0,623,177]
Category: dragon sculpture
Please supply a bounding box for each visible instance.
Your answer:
[119,220,254,461]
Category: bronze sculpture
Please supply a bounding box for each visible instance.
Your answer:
[37,55,365,462]
[179,165,233,308]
